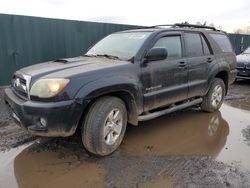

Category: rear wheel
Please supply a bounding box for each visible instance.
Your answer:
[81,96,127,156]
[201,78,225,112]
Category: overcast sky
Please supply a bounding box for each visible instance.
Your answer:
[0,0,249,32]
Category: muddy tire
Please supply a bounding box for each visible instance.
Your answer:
[81,96,127,156]
[201,78,225,112]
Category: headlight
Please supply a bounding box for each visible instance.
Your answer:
[30,79,69,98]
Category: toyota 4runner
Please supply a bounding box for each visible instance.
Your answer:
[4,23,237,156]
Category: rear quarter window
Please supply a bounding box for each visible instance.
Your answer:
[209,33,233,52]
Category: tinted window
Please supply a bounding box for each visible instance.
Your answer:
[153,36,182,60]
[209,33,233,52]
[185,33,203,57]
[201,35,211,55]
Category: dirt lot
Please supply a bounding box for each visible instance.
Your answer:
[1,80,250,188]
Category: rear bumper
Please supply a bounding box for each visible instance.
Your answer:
[4,87,86,137]
[229,69,237,84]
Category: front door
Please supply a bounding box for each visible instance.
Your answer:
[141,32,188,111]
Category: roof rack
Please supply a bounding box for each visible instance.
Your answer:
[174,23,217,31]
[147,23,217,31]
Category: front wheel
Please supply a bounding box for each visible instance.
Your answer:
[81,96,127,156]
[201,78,225,112]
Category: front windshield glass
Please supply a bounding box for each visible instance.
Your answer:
[243,46,250,54]
[86,32,152,60]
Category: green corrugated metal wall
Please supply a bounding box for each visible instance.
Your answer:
[0,14,141,85]
[228,33,250,55]
[0,14,250,86]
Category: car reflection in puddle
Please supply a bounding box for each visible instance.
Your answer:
[122,109,228,157]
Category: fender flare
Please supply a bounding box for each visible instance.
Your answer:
[75,76,143,125]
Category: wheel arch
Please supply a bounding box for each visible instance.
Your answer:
[207,65,229,95]
[76,89,141,131]
[95,90,139,126]
[214,71,229,94]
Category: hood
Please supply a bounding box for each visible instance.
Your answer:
[237,53,250,63]
[18,56,130,78]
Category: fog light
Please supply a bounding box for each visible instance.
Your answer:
[40,118,47,127]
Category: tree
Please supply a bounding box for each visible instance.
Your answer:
[234,25,250,34]
[195,21,222,30]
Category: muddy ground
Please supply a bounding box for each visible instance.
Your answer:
[0,80,250,188]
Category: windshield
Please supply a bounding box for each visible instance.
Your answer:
[243,46,250,54]
[86,32,152,60]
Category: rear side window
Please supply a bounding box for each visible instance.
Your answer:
[153,36,182,60]
[184,33,203,57]
[209,33,233,52]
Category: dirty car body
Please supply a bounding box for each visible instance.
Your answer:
[4,24,237,156]
[4,56,140,136]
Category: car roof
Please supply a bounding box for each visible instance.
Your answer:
[120,27,225,34]
[118,23,226,35]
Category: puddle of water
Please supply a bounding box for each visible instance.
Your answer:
[216,104,250,168]
[122,109,229,158]
[0,103,250,187]
[14,147,105,188]
[122,103,250,168]
[0,145,29,188]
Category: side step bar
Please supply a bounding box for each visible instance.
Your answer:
[138,98,203,121]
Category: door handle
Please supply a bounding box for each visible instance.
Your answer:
[207,57,213,63]
[179,61,187,67]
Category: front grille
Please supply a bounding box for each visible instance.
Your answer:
[236,62,245,69]
[246,63,250,69]
[12,74,30,100]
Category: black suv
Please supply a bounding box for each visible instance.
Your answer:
[4,24,237,156]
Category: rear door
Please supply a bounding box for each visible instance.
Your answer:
[141,32,188,111]
[184,32,213,98]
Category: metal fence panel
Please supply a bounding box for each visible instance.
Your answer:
[0,14,140,85]
[229,33,250,55]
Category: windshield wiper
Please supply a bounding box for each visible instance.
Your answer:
[83,53,119,59]
[83,53,131,62]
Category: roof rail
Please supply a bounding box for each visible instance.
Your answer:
[173,23,217,31]
[147,23,218,31]
[145,24,174,29]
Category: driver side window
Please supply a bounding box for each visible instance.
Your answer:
[153,36,182,60]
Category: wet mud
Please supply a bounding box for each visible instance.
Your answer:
[225,79,250,111]
[0,81,250,188]
[0,88,36,151]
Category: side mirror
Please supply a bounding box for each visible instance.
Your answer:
[145,47,168,62]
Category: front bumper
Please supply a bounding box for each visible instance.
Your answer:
[4,87,86,137]
[236,69,250,79]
